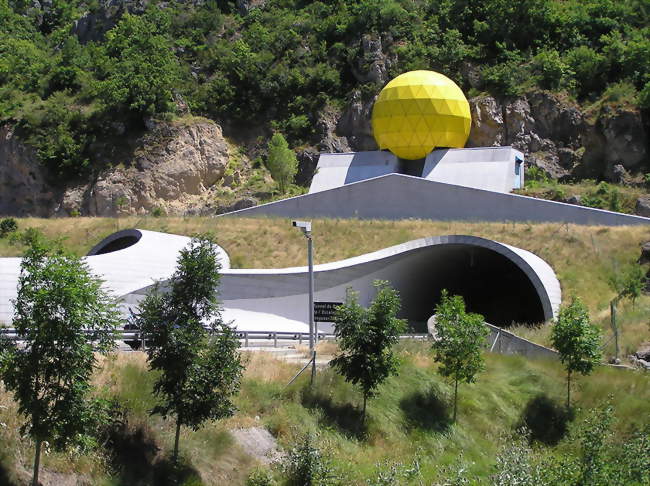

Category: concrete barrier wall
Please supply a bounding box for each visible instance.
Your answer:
[486,323,558,360]
[225,173,650,226]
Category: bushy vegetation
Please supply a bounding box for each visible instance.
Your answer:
[1,0,648,179]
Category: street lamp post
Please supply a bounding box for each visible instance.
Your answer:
[292,220,315,384]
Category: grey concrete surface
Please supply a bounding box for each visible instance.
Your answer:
[309,147,522,195]
[309,151,399,193]
[423,147,524,193]
[485,323,557,360]
[224,173,650,226]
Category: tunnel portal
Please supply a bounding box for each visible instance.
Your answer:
[391,244,547,327]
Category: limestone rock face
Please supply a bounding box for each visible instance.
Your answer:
[351,34,393,85]
[336,90,378,152]
[467,96,504,147]
[465,92,648,180]
[64,119,230,216]
[0,126,57,217]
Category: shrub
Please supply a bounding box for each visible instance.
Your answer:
[531,49,574,91]
[0,218,18,238]
[281,434,338,486]
[246,468,275,486]
[151,207,165,218]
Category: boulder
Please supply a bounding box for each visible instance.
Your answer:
[636,343,650,361]
[639,241,650,265]
[635,196,650,217]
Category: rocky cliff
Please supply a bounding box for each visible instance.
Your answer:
[1,91,647,217]
[325,90,648,183]
[0,118,242,217]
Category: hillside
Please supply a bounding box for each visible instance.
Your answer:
[0,343,648,485]
[1,216,648,357]
[0,0,649,217]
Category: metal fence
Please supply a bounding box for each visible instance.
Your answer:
[0,328,429,350]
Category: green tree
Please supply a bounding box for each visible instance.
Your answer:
[331,280,406,422]
[431,290,489,422]
[134,235,244,463]
[0,236,119,486]
[550,298,601,410]
[266,132,298,194]
[97,10,180,117]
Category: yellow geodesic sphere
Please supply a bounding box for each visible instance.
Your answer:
[371,70,471,160]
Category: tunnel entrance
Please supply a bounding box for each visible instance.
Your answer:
[88,230,142,255]
[392,244,546,327]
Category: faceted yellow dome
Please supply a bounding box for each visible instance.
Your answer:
[371,70,471,160]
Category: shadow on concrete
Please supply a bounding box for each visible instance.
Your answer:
[105,419,202,486]
[519,394,572,445]
[399,387,452,432]
[301,390,368,439]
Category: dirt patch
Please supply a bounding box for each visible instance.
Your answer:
[230,427,283,465]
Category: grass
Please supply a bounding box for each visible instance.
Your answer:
[4,343,647,485]
[515,179,646,215]
[1,216,648,355]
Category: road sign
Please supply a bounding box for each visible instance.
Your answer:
[314,301,342,322]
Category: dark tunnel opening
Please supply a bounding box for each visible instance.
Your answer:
[392,245,546,327]
[92,234,141,255]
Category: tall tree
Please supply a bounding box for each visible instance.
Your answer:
[551,297,601,410]
[431,290,489,423]
[134,235,244,463]
[266,132,298,194]
[0,235,119,486]
[331,280,406,422]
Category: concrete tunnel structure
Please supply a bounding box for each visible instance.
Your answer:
[0,229,561,331]
[213,235,561,331]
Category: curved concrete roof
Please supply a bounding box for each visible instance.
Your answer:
[0,229,228,325]
[0,229,560,332]
[217,235,561,330]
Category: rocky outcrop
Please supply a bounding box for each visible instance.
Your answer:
[636,196,650,217]
[236,0,266,15]
[62,119,231,216]
[466,92,648,180]
[332,88,647,180]
[336,90,378,152]
[0,126,57,217]
[351,34,394,86]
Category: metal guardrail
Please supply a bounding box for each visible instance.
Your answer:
[0,328,429,349]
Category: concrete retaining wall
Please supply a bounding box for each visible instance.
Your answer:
[486,323,558,360]
[225,173,650,226]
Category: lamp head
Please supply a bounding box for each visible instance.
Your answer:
[292,220,312,234]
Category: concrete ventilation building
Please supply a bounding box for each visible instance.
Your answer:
[225,70,649,225]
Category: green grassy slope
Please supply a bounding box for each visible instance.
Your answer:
[1,344,648,485]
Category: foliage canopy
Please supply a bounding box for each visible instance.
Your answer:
[0,235,119,484]
[331,280,406,419]
[134,235,244,462]
[431,290,489,421]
